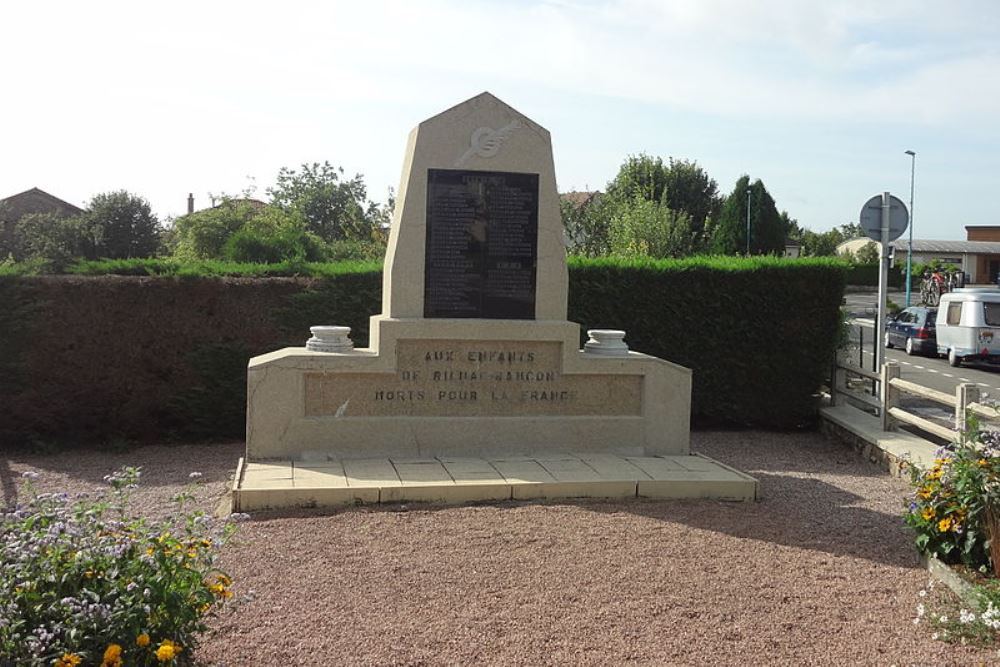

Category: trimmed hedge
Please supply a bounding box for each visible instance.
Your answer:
[568,256,844,428]
[0,257,844,444]
[844,262,903,288]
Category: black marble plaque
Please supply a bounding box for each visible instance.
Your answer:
[424,169,538,319]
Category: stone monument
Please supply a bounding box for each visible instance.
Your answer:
[234,93,756,509]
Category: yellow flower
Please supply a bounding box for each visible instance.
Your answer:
[55,654,82,667]
[100,643,123,667]
[216,574,232,587]
[917,486,935,500]
[927,469,943,480]
[921,507,936,521]
[979,458,990,467]
[938,517,953,533]
[156,639,183,662]
[136,632,151,647]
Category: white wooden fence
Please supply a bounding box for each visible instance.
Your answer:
[831,355,1000,442]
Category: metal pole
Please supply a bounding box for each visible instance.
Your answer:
[905,150,916,306]
[875,192,891,375]
[745,185,751,255]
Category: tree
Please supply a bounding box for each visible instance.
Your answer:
[604,154,720,246]
[169,200,260,260]
[710,176,785,255]
[266,162,380,243]
[7,212,91,271]
[607,197,695,258]
[83,191,161,259]
[561,194,612,257]
[222,206,328,263]
[854,241,879,264]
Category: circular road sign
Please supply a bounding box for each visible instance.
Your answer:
[859,194,908,242]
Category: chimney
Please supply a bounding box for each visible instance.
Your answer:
[187,193,194,215]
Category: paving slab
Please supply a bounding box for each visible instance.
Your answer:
[233,452,758,511]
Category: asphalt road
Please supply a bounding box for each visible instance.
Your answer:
[843,320,1000,433]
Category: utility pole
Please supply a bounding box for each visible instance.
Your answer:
[745,185,752,255]
[904,150,916,306]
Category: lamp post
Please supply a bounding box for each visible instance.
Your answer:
[905,150,916,306]
[745,185,752,255]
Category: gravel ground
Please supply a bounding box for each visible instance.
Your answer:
[4,432,998,666]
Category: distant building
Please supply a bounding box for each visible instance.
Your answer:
[0,187,83,250]
[560,191,602,210]
[784,239,802,258]
[836,236,1000,283]
[182,193,268,216]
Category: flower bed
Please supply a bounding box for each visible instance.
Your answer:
[1,467,239,666]
[905,424,1000,644]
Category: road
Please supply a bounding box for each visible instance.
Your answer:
[843,320,1000,432]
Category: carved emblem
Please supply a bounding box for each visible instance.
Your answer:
[455,120,523,167]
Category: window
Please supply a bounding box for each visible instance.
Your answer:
[985,303,1000,326]
[947,302,962,325]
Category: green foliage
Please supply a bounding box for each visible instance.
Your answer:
[563,155,724,258]
[266,161,386,244]
[914,259,962,276]
[606,197,695,258]
[276,271,382,348]
[795,223,861,257]
[0,467,238,666]
[66,257,381,277]
[844,263,903,288]
[221,207,328,264]
[854,242,879,264]
[0,257,843,441]
[568,255,845,427]
[0,275,45,402]
[710,176,785,255]
[6,213,93,271]
[169,199,259,261]
[169,342,252,438]
[562,195,611,257]
[84,191,162,259]
[605,154,720,242]
[911,579,1000,646]
[903,425,1000,570]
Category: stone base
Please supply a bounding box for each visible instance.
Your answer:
[232,452,758,511]
[246,317,692,461]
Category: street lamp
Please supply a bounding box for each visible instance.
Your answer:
[905,150,916,306]
[745,185,752,255]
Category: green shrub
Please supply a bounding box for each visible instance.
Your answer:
[0,467,239,666]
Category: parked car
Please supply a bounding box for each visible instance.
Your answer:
[935,288,1000,367]
[884,306,937,356]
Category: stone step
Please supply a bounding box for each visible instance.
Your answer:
[233,452,757,511]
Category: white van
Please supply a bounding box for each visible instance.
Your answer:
[935,288,1000,366]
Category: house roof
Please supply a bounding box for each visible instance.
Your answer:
[560,191,602,209]
[0,187,83,222]
[888,239,1000,254]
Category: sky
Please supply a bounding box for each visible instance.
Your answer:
[3,0,999,240]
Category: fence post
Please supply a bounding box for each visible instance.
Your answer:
[831,365,844,406]
[956,383,980,433]
[881,362,900,431]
